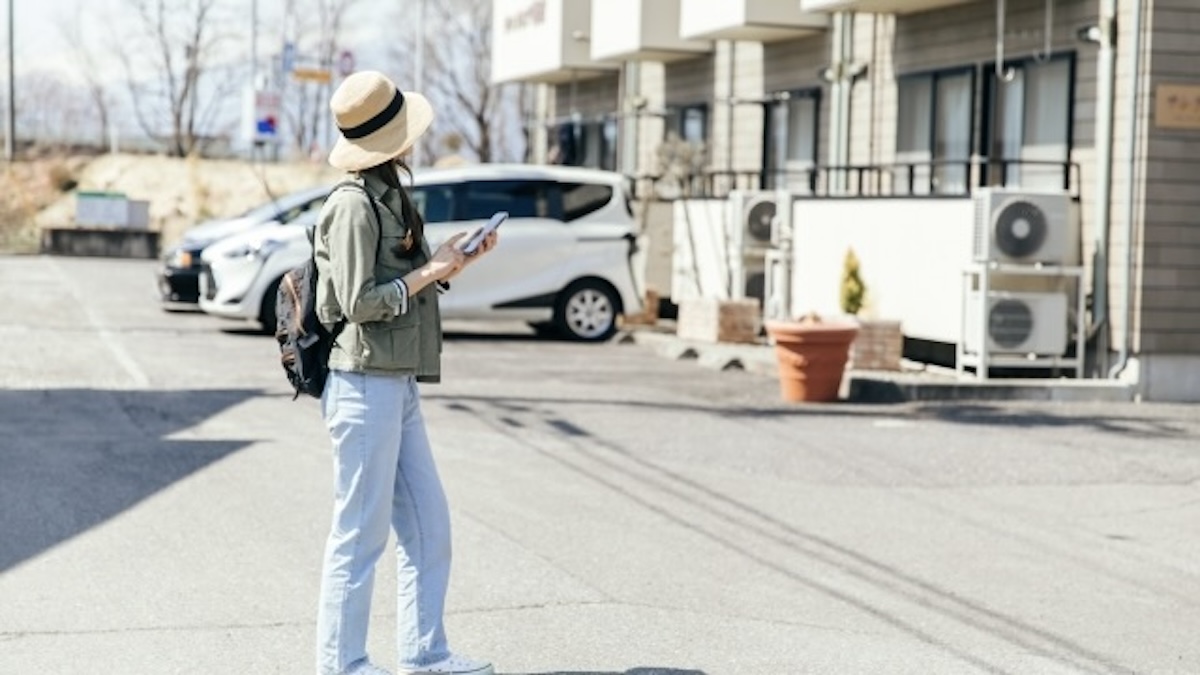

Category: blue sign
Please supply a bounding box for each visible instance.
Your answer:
[256,116,277,137]
[282,42,296,74]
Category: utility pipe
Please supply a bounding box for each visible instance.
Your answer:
[828,12,844,192]
[412,0,426,167]
[837,13,854,182]
[1110,0,1145,379]
[725,40,736,178]
[6,0,13,162]
[1090,0,1118,373]
[621,61,640,176]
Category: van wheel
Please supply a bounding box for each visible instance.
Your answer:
[258,277,282,334]
[555,280,620,342]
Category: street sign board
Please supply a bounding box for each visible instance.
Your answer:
[254,89,281,142]
[292,67,332,83]
[337,50,355,77]
[282,42,296,74]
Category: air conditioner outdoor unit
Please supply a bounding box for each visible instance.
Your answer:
[964,291,1068,356]
[762,248,791,322]
[730,252,766,304]
[972,188,1077,265]
[728,190,780,255]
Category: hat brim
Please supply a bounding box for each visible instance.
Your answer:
[328,91,434,171]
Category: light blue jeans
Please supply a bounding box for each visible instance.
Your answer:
[317,370,452,675]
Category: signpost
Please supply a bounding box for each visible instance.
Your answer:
[337,50,355,78]
[282,42,296,75]
[291,67,332,83]
[253,89,281,144]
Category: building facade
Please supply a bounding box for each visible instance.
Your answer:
[492,0,1200,402]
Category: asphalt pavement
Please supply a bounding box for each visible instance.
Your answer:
[2,255,1199,675]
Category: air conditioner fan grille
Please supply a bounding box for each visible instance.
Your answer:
[988,299,1035,349]
[746,200,776,244]
[993,200,1048,260]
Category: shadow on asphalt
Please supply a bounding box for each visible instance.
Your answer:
[0,388,260,573]
[503,670,705,675]
[212,326,556,342]
[218,325,274,337]
[443,330,548,342]
[431,393,1193,437]
[456,399,1142,675]
[913,403,1190,438]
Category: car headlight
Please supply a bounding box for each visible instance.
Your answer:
[167,249,194,268]
[224,239,286,261]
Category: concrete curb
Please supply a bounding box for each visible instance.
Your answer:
[615,327,1138,404]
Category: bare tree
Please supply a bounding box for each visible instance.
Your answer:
[55,1,112,150]
[114,0,239,156]
[15,73,93,150]
[281,0,361,156]
[518,83,535,163]
[396,0,524,164]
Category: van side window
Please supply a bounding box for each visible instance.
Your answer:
[560,182,613,222]
[280,197,326,224]
[410,184,456,223]
[462,180,560,221]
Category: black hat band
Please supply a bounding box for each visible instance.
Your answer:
[339,89,405,140]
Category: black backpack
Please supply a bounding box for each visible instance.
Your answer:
[275,182,381,400]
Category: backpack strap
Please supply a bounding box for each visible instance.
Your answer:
[331,179,384,238]
[319,180,387,338]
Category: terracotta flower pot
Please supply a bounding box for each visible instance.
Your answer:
[764,319,860,403]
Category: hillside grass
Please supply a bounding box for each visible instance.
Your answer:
[1,153,341,254]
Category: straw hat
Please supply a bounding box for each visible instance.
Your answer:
[327,71,434,171]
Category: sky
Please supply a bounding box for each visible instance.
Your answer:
[7,0,398,83]
[2,1,422,152]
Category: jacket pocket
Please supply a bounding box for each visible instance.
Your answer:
[361,309,421,370]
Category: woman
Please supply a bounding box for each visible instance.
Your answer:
[313,70,497,675]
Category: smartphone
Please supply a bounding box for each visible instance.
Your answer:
[463,211,507,255]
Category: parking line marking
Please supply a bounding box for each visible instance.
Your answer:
[47,258,151,388]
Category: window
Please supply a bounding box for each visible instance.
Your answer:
[560,182,613,222]
[410,184,456,223]
[668,103,708,145]
[601,117,618,171]
[896,69,974,195]
[580,118,619,171]
[462,180,559,221]
[984,56,1073,190]
[763,91,819,193]
[552,118,618,171]
[278,197,325,224]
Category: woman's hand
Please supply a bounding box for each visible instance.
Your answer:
[463,230,499,265]
[425,232,468,281]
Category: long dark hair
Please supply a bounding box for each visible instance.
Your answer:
[359,157,423,258]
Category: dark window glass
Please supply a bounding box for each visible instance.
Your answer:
[895,68,972,195]
[762,90,818,193]
[410,184,456,223]
[985,56,1072,190]
[560,182,613,222]
[665,104,708,145]
[462,180,558,221]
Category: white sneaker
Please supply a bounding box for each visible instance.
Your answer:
[399,653,494,675]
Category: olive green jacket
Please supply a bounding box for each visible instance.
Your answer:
[313,172,443,382]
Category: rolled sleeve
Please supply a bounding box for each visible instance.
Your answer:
[390,278,410,315]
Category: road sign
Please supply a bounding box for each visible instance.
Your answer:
[337,50,355,78]
[282,42,296,74]
[292,67,332,83]
[254,90,281,142]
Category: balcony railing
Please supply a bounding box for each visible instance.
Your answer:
[627,158,1081,201]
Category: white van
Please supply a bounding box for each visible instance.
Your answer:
[198,164,643,341]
